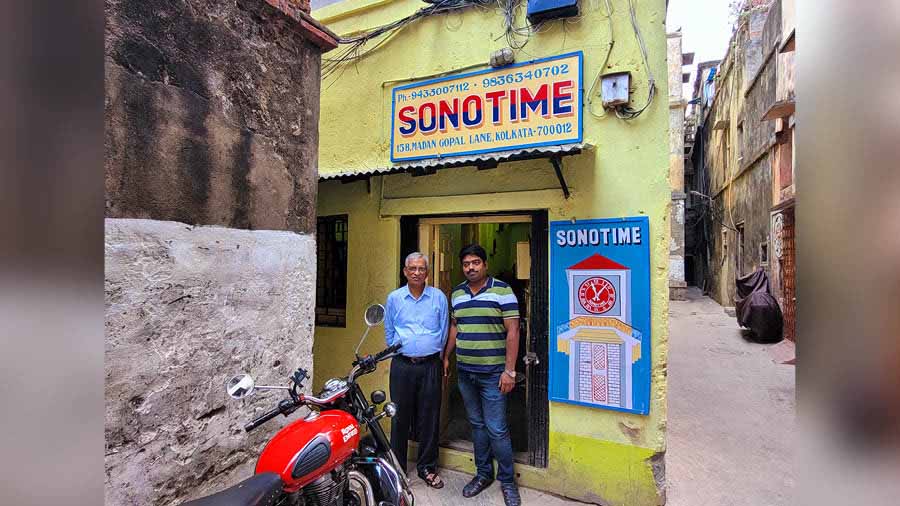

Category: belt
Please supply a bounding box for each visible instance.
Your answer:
[399,352,440,364]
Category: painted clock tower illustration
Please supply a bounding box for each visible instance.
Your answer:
[557,254,642,409]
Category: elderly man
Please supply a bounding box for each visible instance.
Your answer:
[384,252,448,489]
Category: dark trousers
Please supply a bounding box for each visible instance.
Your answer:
[457,369,515,484]
[389,355,442,476]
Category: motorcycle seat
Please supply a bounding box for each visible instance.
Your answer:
[181,472,283,506]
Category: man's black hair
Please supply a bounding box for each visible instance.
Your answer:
[459,244,487,263]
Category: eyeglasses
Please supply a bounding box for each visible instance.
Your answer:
[406,267,428,273]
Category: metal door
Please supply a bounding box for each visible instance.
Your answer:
[526,211,549,467]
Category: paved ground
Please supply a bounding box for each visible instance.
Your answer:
[666,287,795,506]
[412,287,796,506]
[408,469,577,506]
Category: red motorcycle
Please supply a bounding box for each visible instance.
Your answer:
[183,304,413,506]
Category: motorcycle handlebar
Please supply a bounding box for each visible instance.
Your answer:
[350,343,402,383]
[244,406,281,432]
[374,343,402,362]
[243,344,403,430]
[244,399,299,432]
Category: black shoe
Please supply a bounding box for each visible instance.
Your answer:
[500,483,521,506]
[462,475,493,498]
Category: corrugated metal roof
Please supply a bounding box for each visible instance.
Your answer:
[319,143,588,180]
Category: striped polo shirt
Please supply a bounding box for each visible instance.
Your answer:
[451,277,519,373]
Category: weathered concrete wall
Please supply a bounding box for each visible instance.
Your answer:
[668,33,687,300]
[697,4,778,306]
[742,8,768,91]
[707,156,773,304]
[105,219,316,506]
[105,0,325,234]
[669,196,686,292]
[104,1,334,503]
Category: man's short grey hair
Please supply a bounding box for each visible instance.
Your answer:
[405,252,429,269]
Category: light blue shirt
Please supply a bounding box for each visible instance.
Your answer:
[384,285,449,358]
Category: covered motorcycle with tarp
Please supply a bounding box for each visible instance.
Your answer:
[734,268,784,343]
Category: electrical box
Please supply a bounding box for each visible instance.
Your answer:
[600,71,631,108]
[527,0,579,25]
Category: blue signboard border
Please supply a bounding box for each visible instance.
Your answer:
[389,51,584,163]
[548,216,652,416]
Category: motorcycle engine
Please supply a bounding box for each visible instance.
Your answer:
[301,465,347,506]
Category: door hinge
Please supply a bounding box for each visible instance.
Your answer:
[524,352,540,366]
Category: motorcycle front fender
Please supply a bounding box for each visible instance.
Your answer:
[354,456,414,506]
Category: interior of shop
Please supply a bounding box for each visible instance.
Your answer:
[432,221,532,460]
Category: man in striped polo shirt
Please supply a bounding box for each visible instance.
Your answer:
[443,244,521,506]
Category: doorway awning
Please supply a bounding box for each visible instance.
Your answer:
[319,142,588,181]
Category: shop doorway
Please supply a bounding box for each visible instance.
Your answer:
[400,212,549,467]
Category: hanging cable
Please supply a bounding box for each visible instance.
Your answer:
[586,0,615,119]
[323,0,549,85]
[614,0,656,120]
[322,0,492,84]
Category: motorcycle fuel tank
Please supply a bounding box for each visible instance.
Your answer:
[256,410,360,492]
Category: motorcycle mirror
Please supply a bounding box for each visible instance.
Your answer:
[364,304,385,327]
[225,373,256,400]
[371,390,386,405]
[355,304,386,357]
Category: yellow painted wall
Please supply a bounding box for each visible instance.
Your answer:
[314,1,670,504]
[314,179,401,399]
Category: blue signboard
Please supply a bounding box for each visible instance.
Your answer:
[549,217,651,415]
[389,52,583,162]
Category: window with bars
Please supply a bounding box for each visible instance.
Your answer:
[316,215,348,327]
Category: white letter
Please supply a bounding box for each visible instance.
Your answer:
[566,230,576,246]
[556,230,567,246]
[589,229,600,245]
[577,229,588,245]
[600,229,610,245]
[632,226,642,244]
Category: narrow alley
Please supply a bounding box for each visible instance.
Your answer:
[666,288,796,506]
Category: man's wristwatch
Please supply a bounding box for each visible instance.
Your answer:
[504,369,516,379]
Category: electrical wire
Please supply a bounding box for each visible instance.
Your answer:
[586,0,615,119]
[322,0,490,84]
[326,0,601,85]
[614,0,656,120]
[493,0,539,51]
[323,0,642,108]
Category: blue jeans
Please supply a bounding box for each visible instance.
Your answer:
[457,369,515,484]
